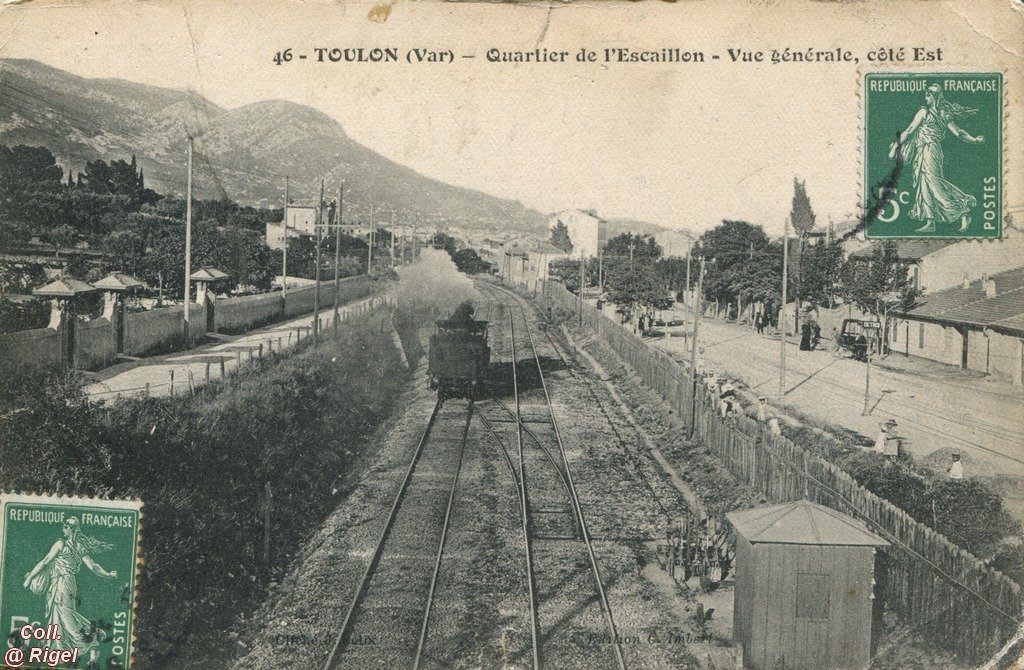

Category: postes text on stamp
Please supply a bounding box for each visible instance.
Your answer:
[1,494,140,669]
[864,72,1002,239]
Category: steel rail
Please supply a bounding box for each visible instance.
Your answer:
[500,284,628,670]
[323,398,457,670]
[413,401,475,669]
[509,311,543,670]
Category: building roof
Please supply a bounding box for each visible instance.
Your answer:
[895,266,1024,336]
[531,243,570,256]
[849,239,957,261]
[726,500,888,546]
[32,277,97,297]
[93,273,145,291]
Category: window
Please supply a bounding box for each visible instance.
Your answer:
[796,573,831,620]
[918,322,925,349]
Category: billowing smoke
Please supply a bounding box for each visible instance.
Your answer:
[394,248,476,322]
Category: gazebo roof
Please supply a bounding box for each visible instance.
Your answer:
[93,272,146,291]
[727,500,888,547]
[190,267,229,282]
[32,278,98,297]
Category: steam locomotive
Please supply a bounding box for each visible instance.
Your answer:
[428,301,490,398]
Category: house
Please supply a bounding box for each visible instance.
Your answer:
[890,266,1024,384]
[265,205,320,251]
[847,225,1024,294]
[500,242,570,292]
[549,209,607,258]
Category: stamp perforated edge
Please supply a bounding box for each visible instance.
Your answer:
[856,64,1010,241]
[0,492,144,669]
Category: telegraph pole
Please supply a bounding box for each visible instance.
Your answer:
[688,259,705,437]
[367,206,374,275]
[313,178,324,343]
[685,251,692,304]
[390,209,396,266]
[578,249,585,328]
[282,176,289,300]
[780,217,790,396]
[333,184,343,328]
[182,136,193,339]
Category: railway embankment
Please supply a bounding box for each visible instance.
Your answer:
[537,281,1021,668]
[0,307,413,669]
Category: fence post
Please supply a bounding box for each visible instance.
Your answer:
[258,344,264,358]
[169,369,175,396]
[237,350,242,368]
[188,370,196,396]
[205,362,211,384]
[220,359,226,377]
[145,382,150,397]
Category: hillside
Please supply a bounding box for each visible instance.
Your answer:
[0,59,545,231]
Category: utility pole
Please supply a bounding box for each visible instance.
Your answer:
[390,209,396,266]
[688,258,706,437]
[578,249,585,328]
[313,178,324,343]
[780,217,790,396]
[367,205,374,275]
[598,247,604,292]
[282,176,289,300]
[333,184,343,328]
[685,251,692,304]
[182,136,193,339]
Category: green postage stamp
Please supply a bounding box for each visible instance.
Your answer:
[864,72,1003,239]
[1,494,141,669]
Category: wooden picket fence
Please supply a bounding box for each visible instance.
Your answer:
[542,281,1022,664]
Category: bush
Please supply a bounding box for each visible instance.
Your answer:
[928,480,1021,556]
[840,451,931,522]
[0,314,411,667]
[0,297,50,333]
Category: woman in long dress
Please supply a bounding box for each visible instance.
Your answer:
[22,517,118,666]
[889,83,985,233]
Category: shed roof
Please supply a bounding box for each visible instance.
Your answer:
[726,500,888,546]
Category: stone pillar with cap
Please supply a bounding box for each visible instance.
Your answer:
[190,267,229,334]
[93,273,145,354]
[32,278,99,368]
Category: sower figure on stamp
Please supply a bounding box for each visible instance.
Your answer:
[889,83,985,233]
[23,517,119,668]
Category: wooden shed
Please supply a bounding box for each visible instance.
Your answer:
[727,500,888,670]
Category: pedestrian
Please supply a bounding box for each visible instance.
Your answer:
[768,417,782,435]
[883,421,901,459]
[875,419,896,456]
[755,312,765,335]
[947,453,964,480]
[756,396,769,422]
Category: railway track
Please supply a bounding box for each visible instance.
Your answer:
[323,398,474,670]
[478,282,627,670]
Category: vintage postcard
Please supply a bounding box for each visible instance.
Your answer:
[0,1,1022,668]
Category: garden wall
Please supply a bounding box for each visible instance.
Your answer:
[0,326,63,376]
[77,317,116,371]
[543,280,1022,665]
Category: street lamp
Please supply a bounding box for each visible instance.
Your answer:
[862,319,882,415]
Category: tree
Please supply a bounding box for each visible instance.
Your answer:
[603,232,662,263]
[431,232,458,256]
[692,220,780,316]
[550,220,573,254]
[604,264,671,310]
[451,249,490,275]
[928,479,1021,555]
[840,241,922,350]
[790,179,816,329]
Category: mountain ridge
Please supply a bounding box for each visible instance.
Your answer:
[0,58,545,230]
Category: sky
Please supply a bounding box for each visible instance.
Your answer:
[0,0,1021,236]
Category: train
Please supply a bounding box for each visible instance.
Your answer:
[428,301,490,398]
